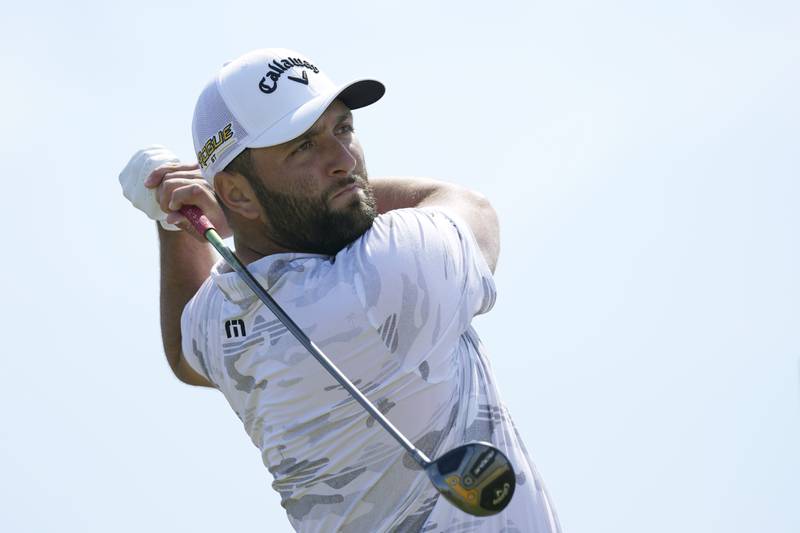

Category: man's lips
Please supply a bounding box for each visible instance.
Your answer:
[330,182,360,200]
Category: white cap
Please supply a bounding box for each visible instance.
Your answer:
[191,48,384,183]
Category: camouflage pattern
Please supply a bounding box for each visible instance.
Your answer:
[181,208,561,532]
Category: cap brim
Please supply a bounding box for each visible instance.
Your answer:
[246,79,385,149]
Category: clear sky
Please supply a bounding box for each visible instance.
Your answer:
[1,1,797,532]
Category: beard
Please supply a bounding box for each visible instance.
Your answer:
[250,172,378,256]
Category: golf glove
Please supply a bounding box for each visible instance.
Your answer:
[119,145,181,231]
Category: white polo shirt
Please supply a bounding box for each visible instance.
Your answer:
[181,208,560,532]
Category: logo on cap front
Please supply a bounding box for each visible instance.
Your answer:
[258,57,319,94]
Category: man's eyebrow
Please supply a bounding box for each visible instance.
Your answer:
[285,111,353,148]
[307,111,353,136]
[336,110,353,123]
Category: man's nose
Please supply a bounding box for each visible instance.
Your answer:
[325,137,357,177]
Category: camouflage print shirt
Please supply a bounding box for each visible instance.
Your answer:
[181,208,561,532]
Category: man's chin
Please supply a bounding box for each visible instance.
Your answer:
[323,211,376,254]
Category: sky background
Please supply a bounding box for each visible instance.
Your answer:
[1,1,798,532]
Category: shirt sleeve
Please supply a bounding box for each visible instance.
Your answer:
[343,207,497,382]
[180,278,216,383]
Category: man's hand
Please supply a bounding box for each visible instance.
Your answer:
[145,162,232,240]
[119,146,183,230]
[119,145,231,239]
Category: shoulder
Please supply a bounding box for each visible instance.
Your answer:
[182,272,222,319]
[353,207,476,261]
[338,208,466,292]
[334,208,494,326]
[358,207,490,281]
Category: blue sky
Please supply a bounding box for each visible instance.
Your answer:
[1,1,797,531]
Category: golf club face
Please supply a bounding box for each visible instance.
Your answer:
[424,441,516,517]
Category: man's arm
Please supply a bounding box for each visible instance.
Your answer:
[119,149,229,387]
[158,226,216,387]
[147,164,231,388]
[370,177,500,273]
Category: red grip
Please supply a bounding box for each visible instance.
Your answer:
[179,205,215,235]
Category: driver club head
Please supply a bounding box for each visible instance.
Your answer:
[424,441,516,517]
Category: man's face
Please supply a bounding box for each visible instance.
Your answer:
[245,100,377,255]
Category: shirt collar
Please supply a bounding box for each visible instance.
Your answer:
[210,252,329,304]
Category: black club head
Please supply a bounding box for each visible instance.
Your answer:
[424,441,516,516]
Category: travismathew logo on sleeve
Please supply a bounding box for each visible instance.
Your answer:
[258,57,319,94]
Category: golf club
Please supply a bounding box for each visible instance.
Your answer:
[179,205,516,517]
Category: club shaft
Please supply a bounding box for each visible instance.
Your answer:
[202,228,432,467]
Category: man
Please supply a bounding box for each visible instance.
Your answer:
[120,48,560,532]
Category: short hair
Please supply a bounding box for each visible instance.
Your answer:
[224,148,255,180]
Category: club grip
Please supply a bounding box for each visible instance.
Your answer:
[179,205,215,235]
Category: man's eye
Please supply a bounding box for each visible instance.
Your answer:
[294,140,313,154]
[337,124,355,134]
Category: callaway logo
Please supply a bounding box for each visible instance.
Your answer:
[259,57,319,94]
[492,482,511,505]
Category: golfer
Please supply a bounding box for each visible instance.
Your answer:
[121,48,561,532]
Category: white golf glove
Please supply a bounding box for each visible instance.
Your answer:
[119,145,181,230]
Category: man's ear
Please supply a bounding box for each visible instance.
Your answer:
[213,170,262,220]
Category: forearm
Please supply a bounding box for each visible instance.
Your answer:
[370,176,445,213]
[158,224,217,386]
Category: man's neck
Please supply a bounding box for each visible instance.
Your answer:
[231,235,294,265]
